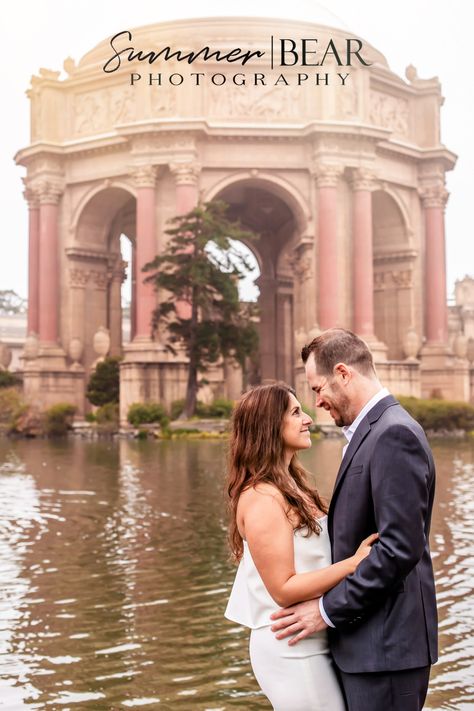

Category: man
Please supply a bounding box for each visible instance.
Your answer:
[270,328,437,711]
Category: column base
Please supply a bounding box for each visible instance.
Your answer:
[120,339,188,425]
[22,344,86,415]
[376,360,421,398]
[363,335,388,363]
[420,343,470,400]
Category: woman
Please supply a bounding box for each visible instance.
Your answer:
[225,383,377,711]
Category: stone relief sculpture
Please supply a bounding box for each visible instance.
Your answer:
[74,92,107,135]
[110,87,136,124]
[336,75,358,118]
[370,90,409,137]
[208,83,303,121]
[150,87,178,116]
[74,88,136,135]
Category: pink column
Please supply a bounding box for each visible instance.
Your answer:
[421,185,449,344]
[131,242,137,341]
[132,166,157,339]
[38,182,62,344]
[25,188,40,335]
[316,166,342,329]
[170,162,200,216]
[351,169,375,337]
[170,162,200,320]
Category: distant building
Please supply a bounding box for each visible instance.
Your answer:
[0,313,26,371]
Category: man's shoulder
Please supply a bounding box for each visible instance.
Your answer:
[373,401,431,450]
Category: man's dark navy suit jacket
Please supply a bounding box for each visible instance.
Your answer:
[323,395,438,673]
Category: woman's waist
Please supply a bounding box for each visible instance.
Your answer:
[249,624,330,658]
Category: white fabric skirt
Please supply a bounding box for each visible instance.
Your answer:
[249,626,346,711]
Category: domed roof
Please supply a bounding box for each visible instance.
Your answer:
[77,10,388,71]
[158,0,350,30]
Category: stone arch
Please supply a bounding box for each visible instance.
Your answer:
[67,186,137,370]
[373,189,417,359]
[209,175,308,384]
[204,171,311,236]
[70,180,137,236]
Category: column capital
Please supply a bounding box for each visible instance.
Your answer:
[350,168,377,191]
[130,165,158,189]
[36,180,63,205]
[311,164,344,188]
[169,161,201,186]
[22,183,40,209]
[419,184,449,209]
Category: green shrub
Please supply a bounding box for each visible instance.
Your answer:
[170,399,186,420]
[200,397,234,418]
[398,396,474,432]
[0,370,21,389]
[127,402,169,428]
[43,403,76,437]
[0,387,26,426]
[95,403,119,432]
[86,357,120,406]
[171,397,235,420]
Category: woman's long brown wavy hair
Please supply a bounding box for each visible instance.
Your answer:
[227,382,328,562]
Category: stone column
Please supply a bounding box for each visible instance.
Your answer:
[109,257,127,353]
[169,162,201,319]
[420,184,449,345]
[38,181,62,344]
[315,166,343,330]
[131,242,137,341]
[170,161,201,215]
[132,166,157,340]
[256,275,278,381]
[24,186,40,336]
[351,169,376,338]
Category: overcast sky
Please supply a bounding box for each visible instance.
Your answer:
[0,0,470,304]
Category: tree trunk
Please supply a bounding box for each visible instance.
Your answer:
[182,284,199,419]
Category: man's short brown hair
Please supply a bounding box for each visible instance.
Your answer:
[301,328,376,376]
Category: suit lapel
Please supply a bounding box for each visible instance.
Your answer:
[328,395,399,520]
[332,418,371,499]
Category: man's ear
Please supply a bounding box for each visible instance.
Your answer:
[333,362,351,383]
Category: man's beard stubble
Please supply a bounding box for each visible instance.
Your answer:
[332,387,353,428]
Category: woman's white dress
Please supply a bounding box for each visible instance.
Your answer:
[225,516,346,711]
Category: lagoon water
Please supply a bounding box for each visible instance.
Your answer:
[0,437,472,710]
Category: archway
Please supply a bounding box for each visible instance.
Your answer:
[69,187,136,369]
[372,190,415,359]
[212,179,301,384]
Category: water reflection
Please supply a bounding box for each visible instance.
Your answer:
[0,437,472,709]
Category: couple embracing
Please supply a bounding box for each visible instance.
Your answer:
[225,328,437,711]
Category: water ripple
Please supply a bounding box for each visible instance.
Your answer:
[0,439,472,709]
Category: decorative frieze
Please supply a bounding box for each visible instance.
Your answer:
[374,269,413,290]
[69,267,110,290]
[73,88,136,135]
[369,90,409,137]
[207,82,303,121]
[289,241,314,282]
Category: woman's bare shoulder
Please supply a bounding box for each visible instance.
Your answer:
[238,482,286,512]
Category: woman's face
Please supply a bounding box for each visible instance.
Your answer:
[281,392,313,457]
